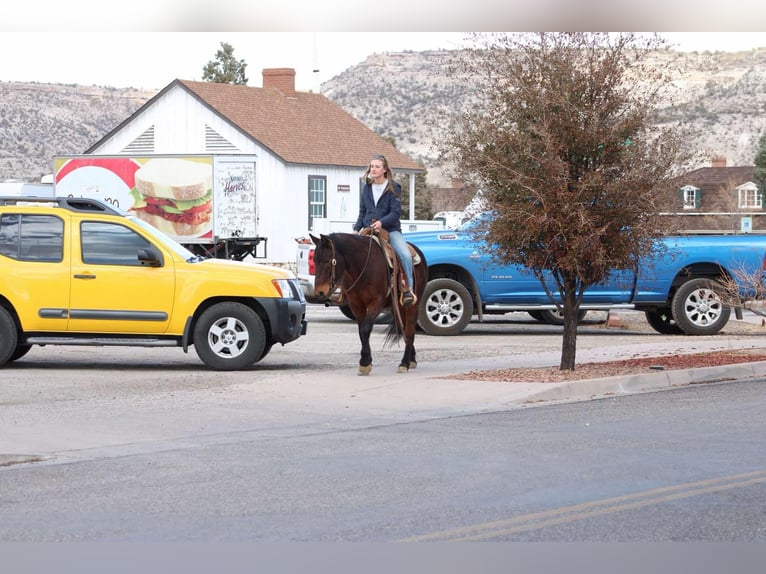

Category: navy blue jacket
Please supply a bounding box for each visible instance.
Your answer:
[353,180,402,233]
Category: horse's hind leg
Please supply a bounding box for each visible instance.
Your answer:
[397,308,418,373]
[357,318,374,376]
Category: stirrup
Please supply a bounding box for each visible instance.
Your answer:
[400,290,417,307]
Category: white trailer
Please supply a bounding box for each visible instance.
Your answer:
[53,154,264,260]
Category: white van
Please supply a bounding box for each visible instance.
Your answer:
[432,210,469,229]
[0,182,55,198]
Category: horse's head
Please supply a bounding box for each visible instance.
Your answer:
[311,233,342,300]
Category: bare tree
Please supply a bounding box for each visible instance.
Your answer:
[440,32,690,370]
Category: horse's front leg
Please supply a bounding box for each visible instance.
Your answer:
[357,317,375,375]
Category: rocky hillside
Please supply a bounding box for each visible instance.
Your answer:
[325,49,766,184]
[0,82,154,181]
[3,48,766,184]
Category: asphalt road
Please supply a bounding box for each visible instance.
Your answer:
[1,379,765,543]
[1,306,766,545]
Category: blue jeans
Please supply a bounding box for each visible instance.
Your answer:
[388,230,414,290]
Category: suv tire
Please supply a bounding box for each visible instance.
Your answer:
[193,302,266,370]
[0,307,19,366]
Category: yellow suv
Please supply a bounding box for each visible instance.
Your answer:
[0,196,306,370]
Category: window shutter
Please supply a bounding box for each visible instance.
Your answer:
[695,190,702,209]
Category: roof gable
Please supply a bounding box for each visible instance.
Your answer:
[178,79,422,172]
[681,166,758,193]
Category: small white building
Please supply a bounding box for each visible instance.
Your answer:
[85,68,424,265]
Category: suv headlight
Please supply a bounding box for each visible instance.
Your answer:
[272,278,304,301]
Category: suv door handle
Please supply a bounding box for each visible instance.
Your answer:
[73,273,96,279]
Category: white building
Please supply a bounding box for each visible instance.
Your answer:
[85,68,424,265]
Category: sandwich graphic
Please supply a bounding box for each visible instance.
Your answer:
[129,158,213,236]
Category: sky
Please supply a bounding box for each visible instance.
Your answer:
[4,31,766,93]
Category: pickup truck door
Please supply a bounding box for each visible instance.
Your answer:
[481,254,635,304]
[68,220,175,334]
[479,254,549,304]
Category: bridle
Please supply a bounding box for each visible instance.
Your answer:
[325,233,375,295]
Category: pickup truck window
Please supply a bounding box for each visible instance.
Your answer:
[0,214,64,262]
[80,221,154,266]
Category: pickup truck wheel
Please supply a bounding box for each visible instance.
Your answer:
[339,303,355,320]
[671,278,731,336]
[532,309,587,325]
[418,278,473,336]
[644,308,684,335]
[0,307,18,366]
[193,302,266,370]
[340,303,392,324]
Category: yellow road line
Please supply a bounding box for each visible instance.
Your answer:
[398,468,766,542]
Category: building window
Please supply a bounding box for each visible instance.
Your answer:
[737,182,762,209]
[680,185,700,209]
[308,176,327,230]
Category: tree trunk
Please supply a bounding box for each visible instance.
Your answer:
[559,288,580,371]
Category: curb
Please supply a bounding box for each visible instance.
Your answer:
[507,360,766,407]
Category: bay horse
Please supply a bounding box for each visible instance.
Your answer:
[311,231,427,375]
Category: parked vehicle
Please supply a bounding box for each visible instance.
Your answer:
[0,196,307,370]
[432,210,470,229]
[406,223,765,336]
[296,218,766,336]
[0,182,54,197]
[53,154,264,260]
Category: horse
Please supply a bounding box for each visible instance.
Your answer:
[311,231,427,375]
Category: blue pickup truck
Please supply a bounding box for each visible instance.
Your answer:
[404,225,766,336]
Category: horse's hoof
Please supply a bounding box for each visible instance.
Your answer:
[358,365,372,376]
[397,365,408,373]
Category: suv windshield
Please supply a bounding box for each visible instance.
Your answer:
[130,216,196,260]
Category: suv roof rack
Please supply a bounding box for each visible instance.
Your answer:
[0,196,124,215]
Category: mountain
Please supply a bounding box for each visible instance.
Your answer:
[3,48,766,184]
[0,82,154,181]
[324,49,766,184]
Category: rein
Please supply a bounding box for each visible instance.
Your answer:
[328,233,375,295]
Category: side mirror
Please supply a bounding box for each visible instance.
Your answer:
[138,247,163,267]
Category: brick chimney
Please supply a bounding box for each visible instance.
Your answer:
[262,68,296,97]
[711,155,727,168]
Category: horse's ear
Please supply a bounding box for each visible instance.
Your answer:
[310,234,321,246]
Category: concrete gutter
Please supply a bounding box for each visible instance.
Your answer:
[503,360,766,407]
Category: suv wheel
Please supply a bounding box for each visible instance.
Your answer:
[193,302,266,370]
[9,344,32,362]
[0,307,19,366]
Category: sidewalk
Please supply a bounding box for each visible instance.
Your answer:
[3,311,766,468]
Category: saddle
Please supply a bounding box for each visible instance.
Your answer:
[359,227,421,306]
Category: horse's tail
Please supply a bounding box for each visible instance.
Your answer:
[384,313,404,348]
